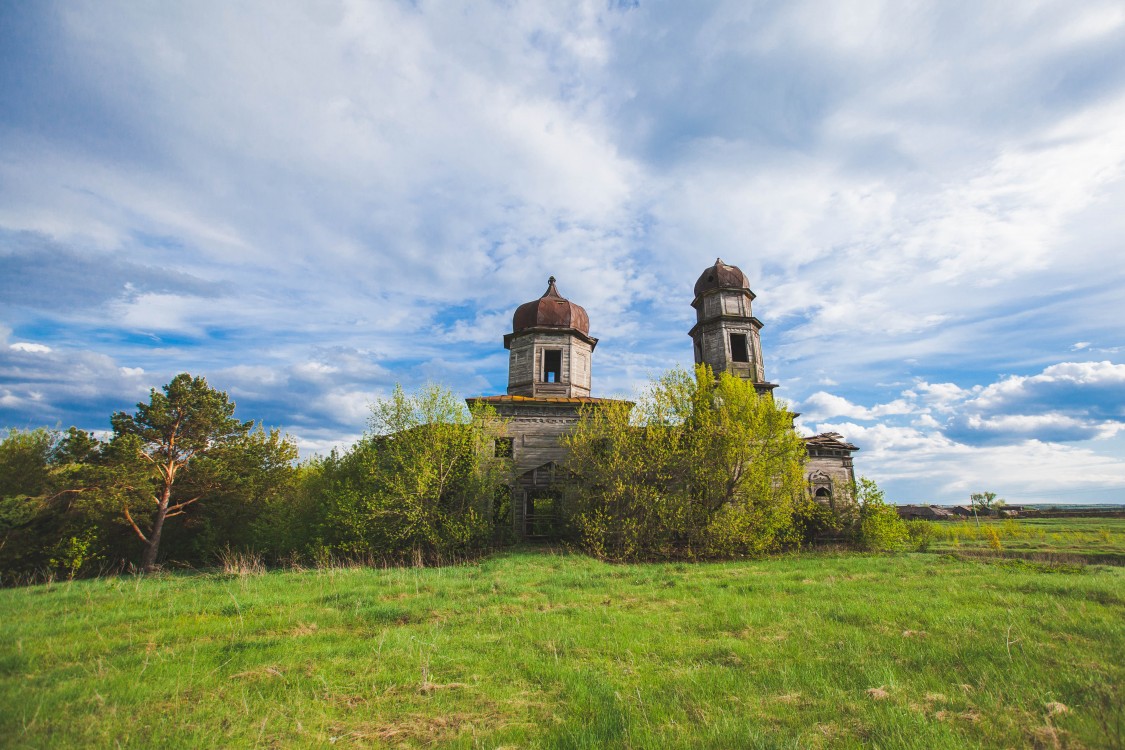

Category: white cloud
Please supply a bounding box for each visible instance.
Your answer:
[800,391,916,421]
[969,361,1125,417]
[2,0,1125,498]
[9,342,52,353]
[815,420,1125,504]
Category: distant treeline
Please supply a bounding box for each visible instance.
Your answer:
[0,368,908,584]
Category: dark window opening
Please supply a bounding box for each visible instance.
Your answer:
[494,437,513,458]
[730,333,750,363]
[815,487,831,500]
[543,349,562,383]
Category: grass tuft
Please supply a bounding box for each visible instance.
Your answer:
[216,546,266,576]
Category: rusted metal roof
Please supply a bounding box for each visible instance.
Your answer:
[512,276,591,335]
[693,257,751,298]
[467,395,617,404]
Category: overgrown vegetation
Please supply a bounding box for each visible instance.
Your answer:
[561,366,907,561]
[0,377,513,582]
[1,550,1121,748]
[562,366,812,560]
[293,384,511,566]
[3,372,1121,746]
[3,367,902,581]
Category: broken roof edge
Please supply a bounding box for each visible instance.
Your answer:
[803,432,860,451]
[466,395,633,406]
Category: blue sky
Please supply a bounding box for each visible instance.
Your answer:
[2,0,1124,504]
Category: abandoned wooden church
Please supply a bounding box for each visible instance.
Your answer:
[468,258,858,538]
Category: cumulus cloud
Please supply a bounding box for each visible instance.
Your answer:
[800,392,916,421]
[1,0,1124,497]
[802,361,1125,440]
[801,359,1125,501]
[969,361,1125,419]
[9,342,52,353]
[817,419,1125,504]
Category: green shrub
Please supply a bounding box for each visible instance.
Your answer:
[905,519,937,551]
[855,477,908,551]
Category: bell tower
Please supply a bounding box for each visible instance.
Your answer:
[503,276,598,398]
[689,258,776,394]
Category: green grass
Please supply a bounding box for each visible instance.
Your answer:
[2,550,1123,749]
[925,517,1125,562]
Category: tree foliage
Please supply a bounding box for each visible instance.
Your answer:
[0,369,888,582]
[0,427,118,580]
[563,366,808,560]
[291,383,512,564]
[970,491,1005,516]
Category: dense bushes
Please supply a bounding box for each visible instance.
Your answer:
[562,366,812,560]
[274,385,511,565]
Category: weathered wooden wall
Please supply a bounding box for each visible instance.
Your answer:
[690,288,766,382]
[507,332,594,398]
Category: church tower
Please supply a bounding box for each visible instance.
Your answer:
[689,258,777,394]
[503,277,598,398]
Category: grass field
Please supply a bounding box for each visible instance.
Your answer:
[2,547,1123,748]
[922,517,1125,564]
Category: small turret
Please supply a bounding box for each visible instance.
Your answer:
[503,277,598,398]
[689,258,776,394]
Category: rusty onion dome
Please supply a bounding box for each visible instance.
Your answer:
[693,257,750,297]
[512,276,590,335]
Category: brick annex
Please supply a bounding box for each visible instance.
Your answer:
[468,258,858,539]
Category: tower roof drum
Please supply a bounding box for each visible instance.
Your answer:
[512,277,590,335]
[693,258,751,298]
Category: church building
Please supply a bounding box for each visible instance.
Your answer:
[469,259,857,538]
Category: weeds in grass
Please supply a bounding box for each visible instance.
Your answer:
[217,546,265,576]
[922,518,1124,565]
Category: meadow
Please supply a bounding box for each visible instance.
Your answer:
[921,517,1125,565]
[3,539,1123,749]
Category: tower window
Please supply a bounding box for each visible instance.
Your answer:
[730,333,750,363]
[543,349,562,383]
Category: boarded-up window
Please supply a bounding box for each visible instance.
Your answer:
[543,349,562,382]
[730,333,750,363]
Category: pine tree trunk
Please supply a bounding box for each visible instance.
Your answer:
[141,483,172,573]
